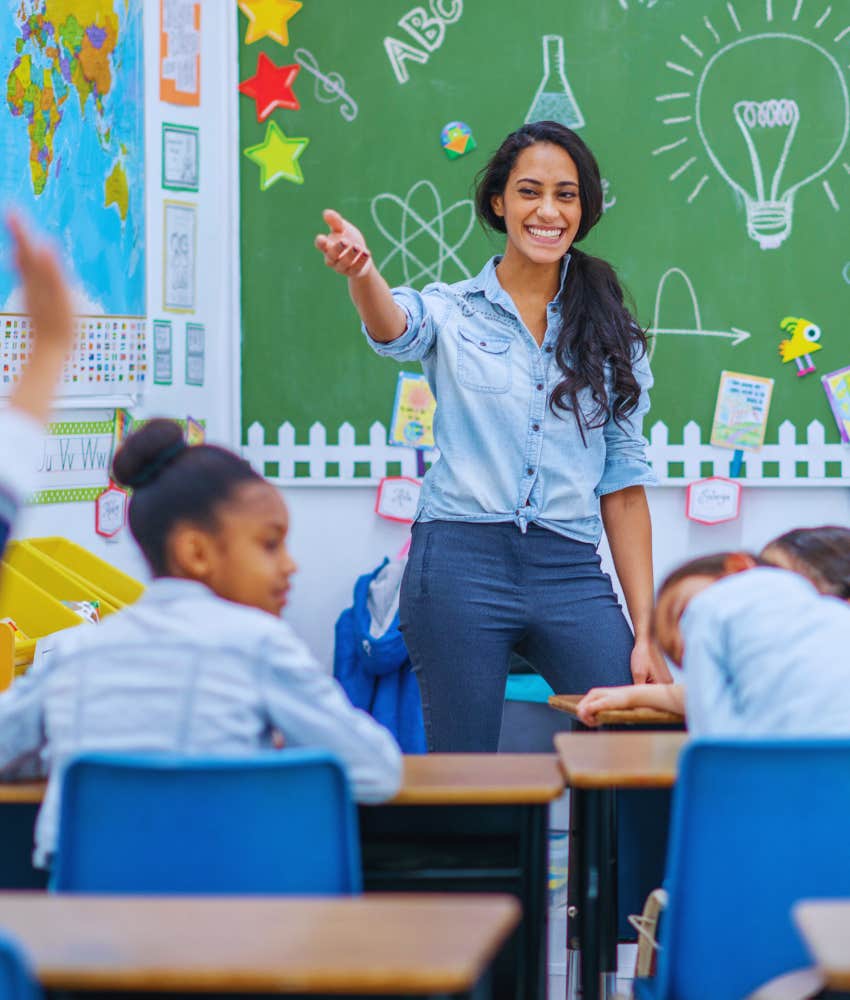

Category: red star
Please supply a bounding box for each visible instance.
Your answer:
[239,53,300,122]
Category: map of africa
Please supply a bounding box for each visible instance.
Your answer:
[0,0,144,316]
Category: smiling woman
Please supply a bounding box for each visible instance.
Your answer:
[315,121,670,751]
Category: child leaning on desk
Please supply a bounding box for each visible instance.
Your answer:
[0,418,402,869]
[0,216,74,553]
[577,532,850,734]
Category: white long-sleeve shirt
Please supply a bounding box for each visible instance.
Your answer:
[0,577,403,867]
[0,408,42,551]
[682,567,850,737]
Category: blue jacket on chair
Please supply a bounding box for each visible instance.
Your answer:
[334,558,426,754]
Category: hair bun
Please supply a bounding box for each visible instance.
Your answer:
[112,418,188,489]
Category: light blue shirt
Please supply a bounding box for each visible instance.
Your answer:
[0,578,403,867]
[366,257,655,544]
[682,568,850,737]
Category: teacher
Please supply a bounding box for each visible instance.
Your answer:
[315,121,670,751]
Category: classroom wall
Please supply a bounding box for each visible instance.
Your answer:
[284,485,850,670]
[13,5,850,674]
[13,0,241,581]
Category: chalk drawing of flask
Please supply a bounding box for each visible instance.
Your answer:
[525,35,585,130]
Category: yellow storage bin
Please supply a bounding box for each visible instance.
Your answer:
[0,538,144,678]
[25,537,144,608]
[0,563,84,670]
[4,542,120,618]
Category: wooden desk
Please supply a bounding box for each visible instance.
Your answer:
[0,892,519,998]
[555,732,688,1000]
[0,781,45,804]
[794,900,850,993]
[549,694,685,727]
[361,754,565,1000]
[0,757,564,1000]
[0,782,47,890]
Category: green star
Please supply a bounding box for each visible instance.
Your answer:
[244,120,309,189]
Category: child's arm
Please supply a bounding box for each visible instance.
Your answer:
[262,627,403,803]
[314,209,407,342]
[576,683,685,727]
[0,655,50,777]
[6,214,73,425]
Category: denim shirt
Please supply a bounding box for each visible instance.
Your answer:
[365,257,655,545]
[0,578,402,867]
[681,568,850,737]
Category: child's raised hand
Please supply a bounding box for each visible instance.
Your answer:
[7,213,74,424]
[315,208,373,279]
[8,213,73,354]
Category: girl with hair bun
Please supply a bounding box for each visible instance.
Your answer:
[0,419,401,869]
[316,121,667,751]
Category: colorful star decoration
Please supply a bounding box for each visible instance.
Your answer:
[239,53,300,122]
[238,0,303,47]
[244,120,309,189]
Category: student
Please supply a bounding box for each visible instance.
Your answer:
[0,419,402,868]
[316,121,668,753]
[577,548,850,734]
[761,526,850,600]
[0,216,73,552]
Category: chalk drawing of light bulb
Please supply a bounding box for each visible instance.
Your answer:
[696,34,849,250]
[525,35,585,130]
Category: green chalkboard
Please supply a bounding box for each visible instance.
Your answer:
[239,0,850,481]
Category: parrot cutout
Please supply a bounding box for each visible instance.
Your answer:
[779,316,822,377]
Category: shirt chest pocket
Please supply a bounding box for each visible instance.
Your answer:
[456,328,512,394]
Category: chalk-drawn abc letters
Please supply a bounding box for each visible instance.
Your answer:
[384,1,463,85]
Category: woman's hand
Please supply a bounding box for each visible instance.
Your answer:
[630,634,673,685]
[314,208,373,279]
[576,686,638,727]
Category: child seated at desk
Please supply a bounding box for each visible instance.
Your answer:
[0,419,402,868]
[0,216,73,553]
[577,534,850,734]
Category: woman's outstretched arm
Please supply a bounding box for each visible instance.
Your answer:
[315,209,406,343]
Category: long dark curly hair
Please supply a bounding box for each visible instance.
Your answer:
[475,121,647,438]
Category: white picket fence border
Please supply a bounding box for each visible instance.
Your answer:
[243,419,850,487]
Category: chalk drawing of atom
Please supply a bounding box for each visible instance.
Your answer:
[370,179,476,286]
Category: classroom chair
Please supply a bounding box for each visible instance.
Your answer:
[0,932,41,1000]
[633,739,850,1000]
[51,750,362,894]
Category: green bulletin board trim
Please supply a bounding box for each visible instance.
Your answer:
[31,487,105,505]
[45,420,114,435]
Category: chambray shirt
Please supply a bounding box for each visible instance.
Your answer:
[682,568,850,737]
[0,578,403,867]
[0,408,42,553]
[366,257,655,544]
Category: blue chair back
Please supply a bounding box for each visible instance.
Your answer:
[643,740,850,1000]
[52,750,362,894]
[0,933,40,1000]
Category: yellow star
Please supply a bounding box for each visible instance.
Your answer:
[244,121,309,189]
[238,0,303,47]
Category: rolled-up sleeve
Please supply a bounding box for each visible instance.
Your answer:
[595,345,657,497]
[362,284,449,362]
[260,625,402,803]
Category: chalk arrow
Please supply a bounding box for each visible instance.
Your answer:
[649,326,751,346]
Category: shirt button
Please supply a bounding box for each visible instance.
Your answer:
[536,383,544,391]
[479,341,487,346]
[527,467,534,476]
[545,346,553,353]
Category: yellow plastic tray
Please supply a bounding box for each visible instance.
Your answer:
[0,563,83,670]
[26,537,144,607]
[0,537,144,677]
[4,543,120,617]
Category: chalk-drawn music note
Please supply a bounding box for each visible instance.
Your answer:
[293,48,358,123]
